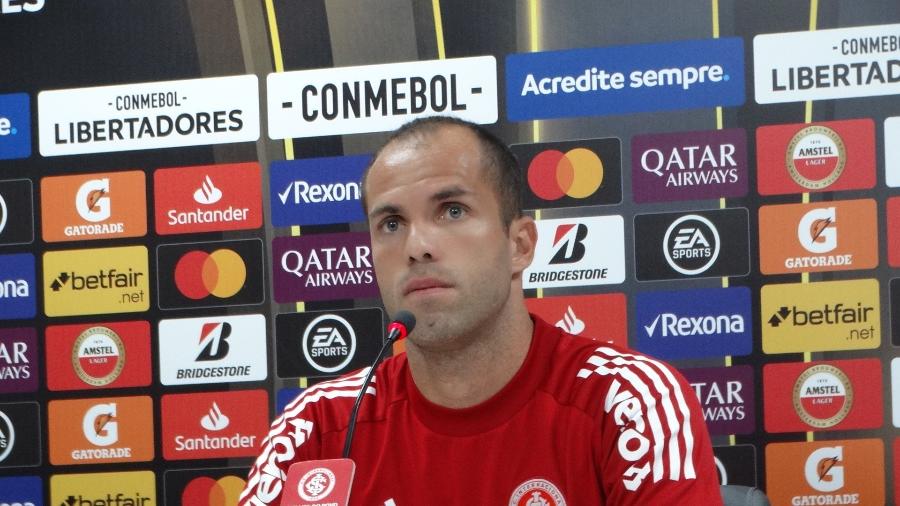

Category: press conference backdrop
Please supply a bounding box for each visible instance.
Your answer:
[1,0,899,504]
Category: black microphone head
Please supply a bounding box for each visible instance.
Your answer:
[391,310,416,334]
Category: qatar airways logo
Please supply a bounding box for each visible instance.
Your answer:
[273,233,379,303]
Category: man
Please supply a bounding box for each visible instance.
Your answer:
[240,116,722,505]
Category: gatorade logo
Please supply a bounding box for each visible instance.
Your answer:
[76,178,111,222]
[174,249,246,300]
[528,148,603,200]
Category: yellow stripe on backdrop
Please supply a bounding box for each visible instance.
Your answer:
[803,0,819,443]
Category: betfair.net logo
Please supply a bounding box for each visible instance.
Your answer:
[50,269,143,292]
[60,493,150,506]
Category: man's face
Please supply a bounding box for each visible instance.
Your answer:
[365,126,528,350]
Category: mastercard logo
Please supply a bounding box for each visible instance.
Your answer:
[174,249,247,300]
[527,148,604,201]
[181,476,246,506]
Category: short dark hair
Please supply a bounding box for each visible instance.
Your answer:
[361,116,523,226]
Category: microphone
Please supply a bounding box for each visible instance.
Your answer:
[342,310,416,458]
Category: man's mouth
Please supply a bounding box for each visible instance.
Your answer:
[403,277,452,296]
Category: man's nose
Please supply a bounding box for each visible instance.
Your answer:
[404,222,436,263]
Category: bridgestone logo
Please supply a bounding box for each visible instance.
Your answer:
[527,269,609,283]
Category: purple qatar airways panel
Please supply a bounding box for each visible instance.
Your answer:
[272,233,380,303]
[0,328,37,394]
[681,365,755,435]
[631,128,748,203]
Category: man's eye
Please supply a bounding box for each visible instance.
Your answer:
[382,218,400,232]
[445,204,466,219]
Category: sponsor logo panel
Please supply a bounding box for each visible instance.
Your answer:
[43,246,149,317]
[0,328,37,394]
[0,475,41,506]
[0,253,36,320]
[756,118,875,195]
[635,287,751,359]
[763,358,881,433]
[524,293,627,347]
[765,439,883,506]
[888,197,900,267]
[754,23,900,103]
[891,359,900,428]
[161,389,268,460]
[276,308,384,378]
[758,199,878,275]
[45,321,151,391]
[523,216,625,289]
[273,233,378,303]
[40,170,146,242]
[0,402,40,468]
[887,118,900,187]
[761,279,879,354]
[0,179,34,246]
[631,128,748,203]
[268,56,497,138]
[50,471,155,506]
[893,279,900,346]
[895,438,900,505]
[505,37,744,120]
[0,93,31,160]
[48,396,153,465]
[713,445,757,488]
[683,366,755,435]
[159,314,267,385]
[163,467,248,506]
[154,162,262,234]
[633,208,749,281]
[270,155,368,226]
[510,138,621,210]
[38,74,259,156]
[157,239,264,310]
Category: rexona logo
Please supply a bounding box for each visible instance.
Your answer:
[634,208,749,281]
[761,278,879,354]
[273,233,378,303]
[270,155,368,226]
[154,162,262,234]
[510,138,622,210]
[0,93,31,160]
[765,439,884,506]
[0,402,40,468]
[276,308,384,378]
[48,396,153,465]
[157,239,264,310]
[43,246,148,317]
[888,197,900,267]
[38,74,259,156]
[631,128,748,203]
[759,199,878,274]
[50,471,155,506]
[763,359,882,433]
[267,56,497,138]
[524,216,625,289]
[634,287,751,359]
[0,179,34,246]
[0,476,41,506]
[45,321,151,392]
[505,37,744,120]
[41,171,146,242]
[713,445,757,488]
[161,390,268,460]
[684,366,754,436]
[0,253,35,320]
[163,468,247,506]
[158,314,267,385]
[754,22,900,103]
[0,328,37,394]
[887,118,900,188]
[757,118,875,195]
[524,293,627,347]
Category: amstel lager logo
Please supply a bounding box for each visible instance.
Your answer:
[792,364,853,429]
[785,125,846,190]
[72,326,125,387]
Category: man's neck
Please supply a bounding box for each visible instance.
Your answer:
[404,307,534,409]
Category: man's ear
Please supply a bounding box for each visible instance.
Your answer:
[509,215,537,274]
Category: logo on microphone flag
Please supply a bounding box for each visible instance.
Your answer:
[281,458,356,506]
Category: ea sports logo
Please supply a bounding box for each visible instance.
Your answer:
[174,249,246,300]
[302,314,356,374]
[298,467,336,501]
[0,410,14,462]
[785,125,846,190]
[0,193,7,234]
[73,326,125,387]
[663,214,720,275]
[792,364,853,429]
[527,148,603,201]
